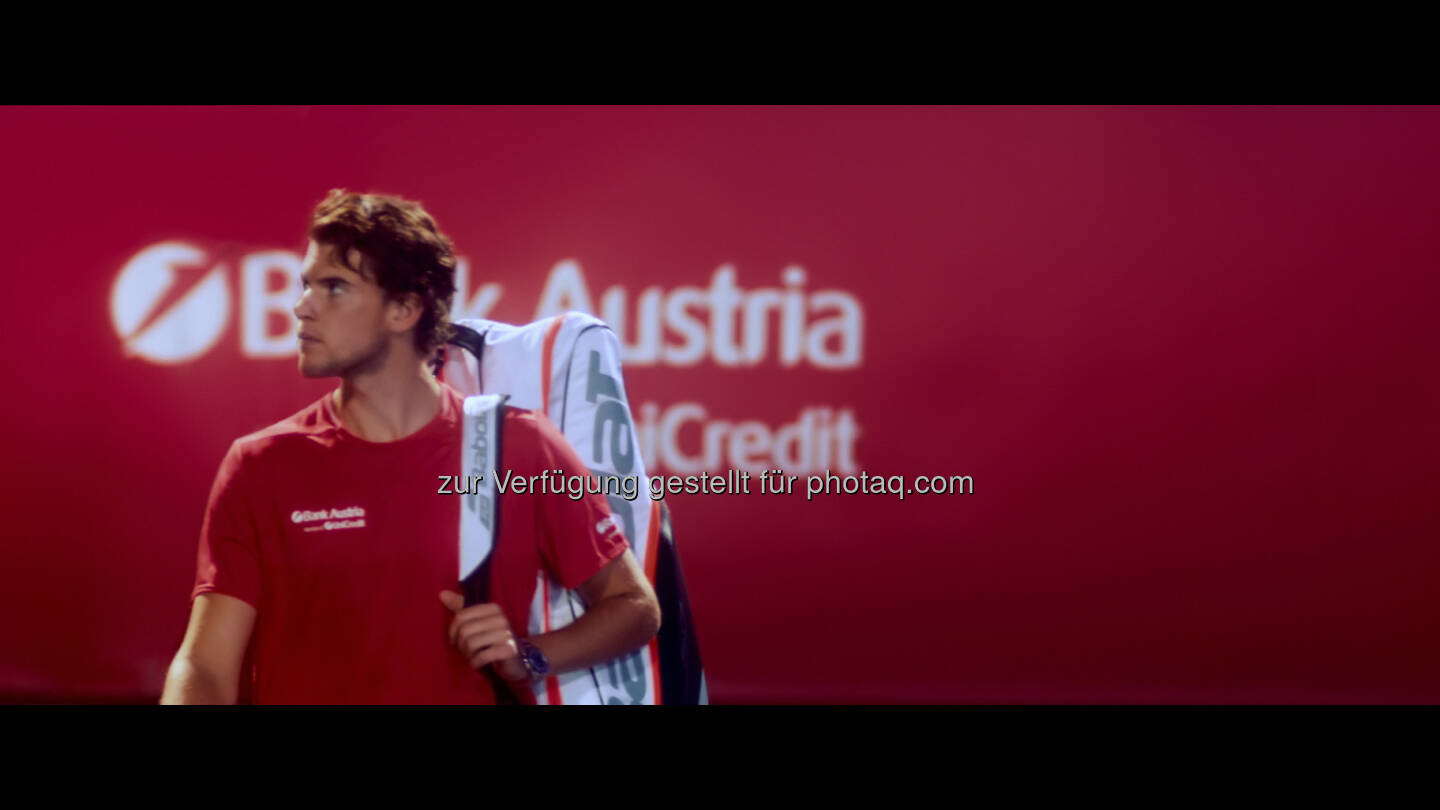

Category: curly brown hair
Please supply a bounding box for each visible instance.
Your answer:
[308,189,458,356]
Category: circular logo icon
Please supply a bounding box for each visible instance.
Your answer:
[110,242,230,364]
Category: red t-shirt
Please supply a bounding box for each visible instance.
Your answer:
[191,383,628,704]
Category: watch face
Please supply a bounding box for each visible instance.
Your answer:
[522,641,549,676]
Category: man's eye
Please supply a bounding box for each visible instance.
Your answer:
[327,282,343,294]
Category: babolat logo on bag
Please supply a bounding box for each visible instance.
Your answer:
[585,349,637,547]
[582,347,652,705]
[466,405,492,531]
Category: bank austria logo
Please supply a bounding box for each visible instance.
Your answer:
[291,506,367,532]
[110,239,864,372]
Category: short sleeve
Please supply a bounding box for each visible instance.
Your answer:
[191,440,263,610]
[529,413,630,590]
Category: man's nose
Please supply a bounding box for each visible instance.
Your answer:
[294,288,314,320]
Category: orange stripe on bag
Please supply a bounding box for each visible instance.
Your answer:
[540,314,566,413]
[644,501,660,582]
[646,500,662,704]
[541,314,566,705]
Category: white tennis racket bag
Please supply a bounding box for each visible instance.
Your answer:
[440,313,707,705]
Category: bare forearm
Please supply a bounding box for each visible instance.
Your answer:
[529,593,660,677]
[160,657,237,705]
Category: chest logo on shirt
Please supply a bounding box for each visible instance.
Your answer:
[291,506,367,532]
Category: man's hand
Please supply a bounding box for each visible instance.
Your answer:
[438,591,529,683]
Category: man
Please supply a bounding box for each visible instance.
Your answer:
[160,189,660,704]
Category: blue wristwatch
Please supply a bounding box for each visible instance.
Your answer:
[515,637,550,679]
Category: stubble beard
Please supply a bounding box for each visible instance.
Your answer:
[299,332,392,379]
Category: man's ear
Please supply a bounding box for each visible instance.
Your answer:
[386,292,424,336]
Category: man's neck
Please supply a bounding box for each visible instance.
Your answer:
[332,356,444,443]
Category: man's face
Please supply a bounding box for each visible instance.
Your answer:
[294,240,391,378]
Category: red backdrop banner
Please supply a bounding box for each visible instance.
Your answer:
[2,106,1437,702]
